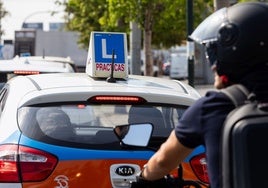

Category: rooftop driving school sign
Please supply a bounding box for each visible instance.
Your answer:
[86,31,128,78]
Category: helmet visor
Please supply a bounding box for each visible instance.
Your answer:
[190,8,228,44]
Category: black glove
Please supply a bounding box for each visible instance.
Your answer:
[130,174,176,188]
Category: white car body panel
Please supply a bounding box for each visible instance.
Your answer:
[0,56,75,74]
[5,73,200,108]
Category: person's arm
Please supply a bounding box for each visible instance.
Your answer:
[141,130,193,181]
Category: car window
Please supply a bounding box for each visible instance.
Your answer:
[0,87,8,118]
[18,104,187,149]
[0,83,5,90]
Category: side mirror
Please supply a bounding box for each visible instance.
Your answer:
[114,123,153,147]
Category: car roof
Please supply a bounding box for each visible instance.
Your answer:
[18,56,75,65]
[6,73,201,107]
[0,56,75,73]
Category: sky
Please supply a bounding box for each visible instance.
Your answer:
[1,0,65,41]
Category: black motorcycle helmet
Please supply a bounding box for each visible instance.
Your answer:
[190,2,268,83]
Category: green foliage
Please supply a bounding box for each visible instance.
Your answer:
[0,0,9,39]
[59,0,109,48]
[107,0,213,48]
[60,0,214,49]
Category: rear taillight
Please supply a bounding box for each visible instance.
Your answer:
[0,145,19,182]
[189,153,209,184]
[14,70,40,75]
[89,95,146,104]
[0,144,58,182]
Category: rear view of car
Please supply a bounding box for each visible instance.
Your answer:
[0,55,75,89]
[0,73,208,188]
[0,31,209,188]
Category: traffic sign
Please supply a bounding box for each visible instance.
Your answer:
[94,33,125,64]
[86,31,128,78]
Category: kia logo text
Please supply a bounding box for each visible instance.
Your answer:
[115,166,135,176]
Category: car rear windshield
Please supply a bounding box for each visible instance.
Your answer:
[18,104,187,149]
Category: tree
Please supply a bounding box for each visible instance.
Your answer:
[58,0,213,76]
[56,0,109,49]
[0,1,9,42]
[108,0,213,76]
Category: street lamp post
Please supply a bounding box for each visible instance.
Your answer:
[187,0,194,87]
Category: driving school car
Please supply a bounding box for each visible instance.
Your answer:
[0,32,208,188]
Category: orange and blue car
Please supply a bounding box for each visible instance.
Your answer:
[0,71,208,188]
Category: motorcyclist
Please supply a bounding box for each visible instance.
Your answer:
[133,2,268,188]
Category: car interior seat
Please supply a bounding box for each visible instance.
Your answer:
[128,106,167,136]
[36,108,75,139]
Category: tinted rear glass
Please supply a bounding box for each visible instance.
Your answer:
[18,104,187,148]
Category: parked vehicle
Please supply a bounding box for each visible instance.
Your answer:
[169,52,188,80]
[14,30,88,71]
[0,55,76,89]
[21,55,78,72]
[0,71,208,187]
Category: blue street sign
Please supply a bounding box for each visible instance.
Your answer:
[94,33,125,64]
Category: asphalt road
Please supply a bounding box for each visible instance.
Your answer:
[195,84,216,96]
[166,77,216,96]
[155,75,216,96]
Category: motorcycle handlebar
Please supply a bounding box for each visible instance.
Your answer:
[130,175,203,188]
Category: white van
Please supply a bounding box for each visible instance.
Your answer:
[169,52,188,80]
